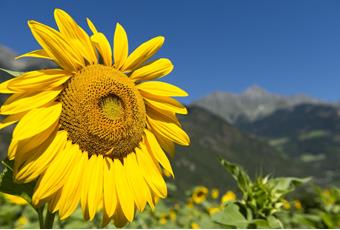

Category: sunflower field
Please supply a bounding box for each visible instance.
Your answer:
[1,157,340,229]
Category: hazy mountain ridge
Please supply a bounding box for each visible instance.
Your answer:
[193,85,323,124]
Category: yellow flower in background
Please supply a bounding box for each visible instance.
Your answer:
[221,191,236,204]
[15,216,29,229]
[169,209,177,221]
[2,193,27,205]
[294,200,302,210]
[211,188,219,199]
[207,207,221,215]
[192,186,208,204]
[191,222,200,229]
[282,200,291,209]
[0,9,190,227]
[159,216,168,225]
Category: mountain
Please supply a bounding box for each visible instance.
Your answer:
[0,45,54,73]
[192,85,321,124]
[171,106,311,194]
[238,103,340,186]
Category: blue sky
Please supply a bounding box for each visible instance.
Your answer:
[1,0,340,103]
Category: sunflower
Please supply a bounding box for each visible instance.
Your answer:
[191,186,208,204]
[0,9,189,227]
[221,191,236,204]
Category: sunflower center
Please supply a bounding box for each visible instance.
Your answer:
[100,95,124,120]
[59,64,146,158]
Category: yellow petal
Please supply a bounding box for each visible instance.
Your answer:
[0,78,17,94]
[147,114,190,146]
[12,103,62,141]
[124,153,149,212]
[8,122,58,161]
[86,18,98,34]
[8,69,70,92]
[57,150,86,219]
[91,33,112,66]
[47,190,62,213]
[15,131,67,183]
[114,159,135,222]
[32,141,77,205]
[81,155,92,220]
[16,49,53,60]
[113,23,128,70]
[113,204,129,228]
[138,81,188,97]
[103,158,117,217]
[28,20,84,71]
[142,93,187,115]
[144,130,174,177]
[13,122,58,175]
[54,9,97,64]
[0,112,26,130]
[87,154,104,221]
[146,104,180,126]
[136,146,167,198]
[122,36,164,71]
[0,89,62,115]
[130,58,173,81]
[154,132,175,157]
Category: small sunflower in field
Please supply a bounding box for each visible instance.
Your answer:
[192,186,208,204]
[211,188,219,199]
[0,9,189,227]
[221,191,236,204]
[293,200,302,210]
[191,222,200,229]
[207,206,221,215]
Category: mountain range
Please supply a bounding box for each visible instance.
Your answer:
[192,85,324,124]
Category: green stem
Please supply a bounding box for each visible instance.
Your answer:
[44,210,56,229]
[37,207,44,229]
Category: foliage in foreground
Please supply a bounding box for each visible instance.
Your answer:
[2,157,330,229]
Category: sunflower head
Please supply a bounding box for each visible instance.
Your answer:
[221,191,237,204]
[192,186,208,204]
[0,8,190,227]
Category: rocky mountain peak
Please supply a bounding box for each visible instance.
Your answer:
[243,85,270,98]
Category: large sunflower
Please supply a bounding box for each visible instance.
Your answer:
[0,9,189,226]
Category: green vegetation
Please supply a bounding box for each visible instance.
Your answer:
[3,157,338,229]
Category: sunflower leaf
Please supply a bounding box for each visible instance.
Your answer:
[0,159,35,203]
[219,157,251,194]
[211,202,249,228]
[0,68,23,77]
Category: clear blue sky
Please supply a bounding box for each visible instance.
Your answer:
[1,0,340,103]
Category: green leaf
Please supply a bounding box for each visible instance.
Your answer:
[0,159,35,203]
[212,203,248,228]
[267,215,283,228]
[250,219,271,229]
[219,158,251,193]
[0,68,23,77]
[269,177,311,194]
